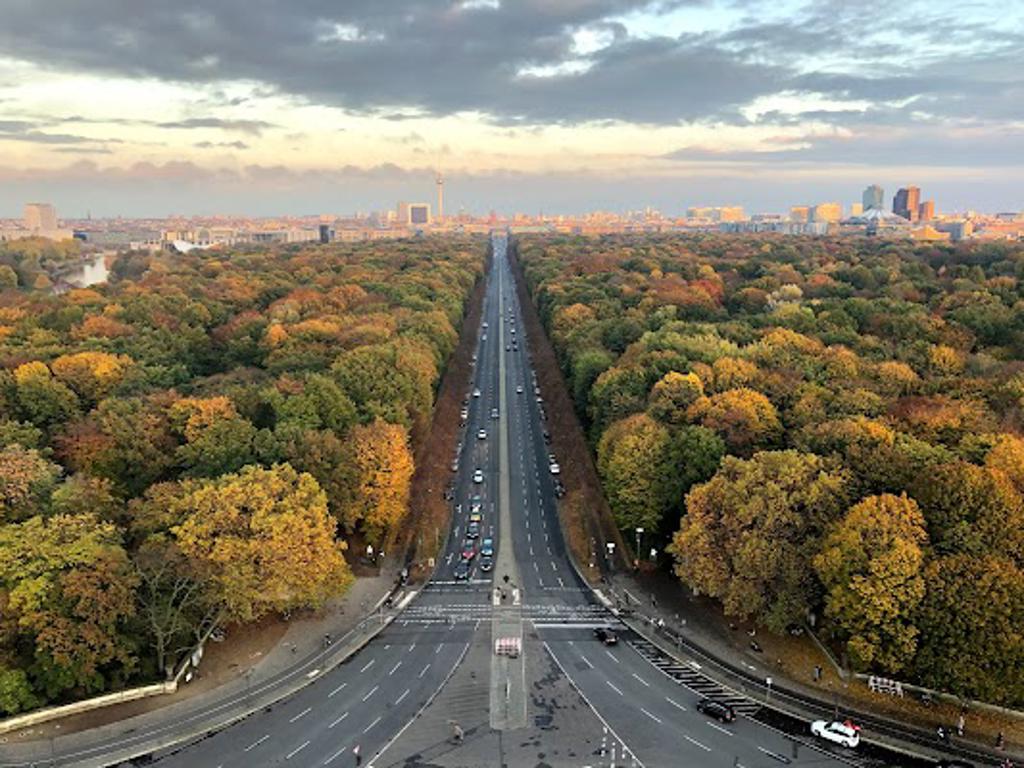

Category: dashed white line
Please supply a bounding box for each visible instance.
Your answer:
[328,711,349,729]
[606,650,620,663]
[632,673,650,687]
[363,715,382,734]
[359,659,375,673]
[436,644,443,654]
[758,746,789,762]
[640,707,662,724]
[323,746,347,765]
[665,697,687,712]
[362,685,379,702]
[396,688,410,704]
[685,735,711,752]
[244,735,269,752]
[704,720,733,736]
[606,680,624,696]
[289,706,311,723]
[419,663,431,678]
[389,661,402,676]
[328,681,347,698]
[285,740,310,760]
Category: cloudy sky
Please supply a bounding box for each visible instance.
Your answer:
[0,0,1021,217]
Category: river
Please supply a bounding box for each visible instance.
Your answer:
[61,253,111,289]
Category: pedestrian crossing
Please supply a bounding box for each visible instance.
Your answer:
[399,601,613,626]
[629,638,761,716]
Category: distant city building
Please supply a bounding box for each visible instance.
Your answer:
[789,206,810,222]
[811,202,842,223]
[687,206,745,222]
[318,224,331,244]
[934,220,974,241]
[850,203,864,217]
[25,203,57,231]
[918,200,935,221]
[893,186,921,221]
[862,185,885,211]
[397,201,432,226]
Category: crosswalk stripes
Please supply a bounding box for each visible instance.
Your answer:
[628,638,761,716]
[399,601,616,627]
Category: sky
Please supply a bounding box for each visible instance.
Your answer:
[0,0,1021,217]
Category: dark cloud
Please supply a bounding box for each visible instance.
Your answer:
[0,119,121,146]
[194,140,251,149]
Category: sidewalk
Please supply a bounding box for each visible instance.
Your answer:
[601,566,1022,766]
[0,563,401,767]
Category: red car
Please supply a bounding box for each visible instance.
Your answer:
[461,540,477,560]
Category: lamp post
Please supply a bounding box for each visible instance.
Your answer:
[635,527,644,569]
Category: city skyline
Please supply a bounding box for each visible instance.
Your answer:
[0,1,1021,215]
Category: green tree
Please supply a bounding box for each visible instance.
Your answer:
[0,666,38,715]
[648,371,704,425]
[814,494,928,673]
[0,445,61,522]
[12,361,80,430]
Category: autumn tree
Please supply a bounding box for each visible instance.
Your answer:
[337,419,414,544]
[0,445,61,522]
[671,451,848,631]
[688,387,781,455]
[172,464,352,622]
[12,361,80,429]
[647,371,704,425]
[51,351,134,406]
[814,494,928,673]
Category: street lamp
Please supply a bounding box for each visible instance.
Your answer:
[635,527,644,568]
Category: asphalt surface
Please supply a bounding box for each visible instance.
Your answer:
[6,235,931,767]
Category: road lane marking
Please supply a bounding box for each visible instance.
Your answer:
[323,746,347,765]
[580,654,594,669]
[436,644,444,654]
[408,643,416,652]
[289,706,311,723]
[389,661,402,675]
[359,659,375,673]
[328,712,349,729]
[606,650,620,663]
[364,715,382,733]
[419,663,431,678]
[328,681,347,698]
[685,735,711,751]
[641,707,662,724]
[285,741,310,760]
[665,697,687,712]
[244,735,269,752]
[705,720,734,736]
[606,680,624,696]
[362,685,379,701]
[396,688,410,704]
[632,673,650,687]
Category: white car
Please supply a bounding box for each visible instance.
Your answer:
[516,385,523,394]
[473,388,481,398]
[549,463,561,475]
[477,428,487,440]
[810,720,860,748]
[473,469,484,484]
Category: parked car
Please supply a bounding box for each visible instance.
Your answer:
[593,627,618,645]
[696,699,736,724]
[454,560,471,580]
[459,407,469,421]
[473,469,484,483]
[810,720,860,748]
[480,538,494,557]
[450,459,459,472]
[549,463,561,475]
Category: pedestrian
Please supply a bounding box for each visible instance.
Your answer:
[813,665,822,682]
[651,594,657,608]
[997,730,1006,750]
[956,713,964,737]
[354,743,362,766]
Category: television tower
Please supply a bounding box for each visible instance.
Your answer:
[435,171,444,222]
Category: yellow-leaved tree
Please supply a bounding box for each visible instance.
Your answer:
[338,418,414,545]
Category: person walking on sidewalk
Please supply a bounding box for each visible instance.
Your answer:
[956,712,965,737]
[353,743,362,766]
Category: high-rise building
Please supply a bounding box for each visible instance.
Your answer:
[24,203,57,231]
[790,206,810,222]
[862,185,884,211]
[918,200,935,221]
[851,203,864,217]
[893,186,921,221]
[811,202,842,223]
[397,201,431,226]
[435,173,444,222]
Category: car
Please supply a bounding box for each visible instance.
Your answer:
[482,333,487,341]
[810,720,860,748]
[512,343,518,351]
[483,321,488,329]
[450,459,459,472]
[536,396,544,404]
[490,408,499,419]
[472,388,481,398]
[459,407,469,420]
[593,627,618,645]
[516,385,523,394]
[471,353,477,362]
[506,344,511,351]
[479,555,494,572]
[470,495,482,514]
[473,469,484,483]
[467,521,481,539]
[548,453,557,464]
[549,463,561,475]
[469,512,482,524]
[696,699,736,723]
[480,538,494,557]
[461,539,477,559]
[542,430,551,443]
[454,560,471,580]
[477,428,487,439]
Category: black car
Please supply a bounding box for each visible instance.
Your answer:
[453,560,471,580]
[696,699,736,723]
[593,627,618,645]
